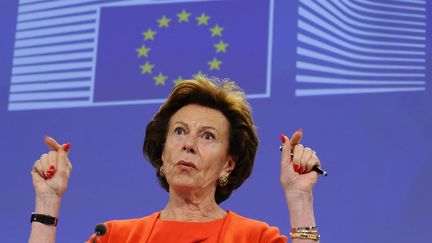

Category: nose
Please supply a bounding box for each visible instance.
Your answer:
[182,135,196,154]
[183,145,195,153]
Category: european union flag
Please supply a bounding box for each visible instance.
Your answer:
[94,0,271,102]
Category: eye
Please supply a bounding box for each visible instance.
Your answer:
[174,127,185,135]
[202,132,215,140]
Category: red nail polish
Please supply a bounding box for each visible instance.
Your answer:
[299,167,305,174]
[280,134,286,144]
[63,143,71,152]
[49,165,55,170]
[293,164,299,172]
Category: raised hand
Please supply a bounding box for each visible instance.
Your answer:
[31,136,72,200]
[29,137,72,243]
[280,130,321,194]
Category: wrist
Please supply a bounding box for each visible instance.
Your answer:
[35,196,61,217]
[285,191,315,227]
[285,189,312,203]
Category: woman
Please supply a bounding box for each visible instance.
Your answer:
[29,77,322,242]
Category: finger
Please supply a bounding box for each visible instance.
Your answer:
[280,134,293,164]
[44,136,62,151]
[299,147,313,174]
[290,129,303,146]
[305,152,321,173]
[39,153,49,178]
[292,144,304,172]
[280,129,303,158]
[48,151,57,166]
[32,159,45,179]
[56,144,72,173]
[48,151,58,175]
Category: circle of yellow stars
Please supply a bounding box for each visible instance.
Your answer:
[135,9,229,86]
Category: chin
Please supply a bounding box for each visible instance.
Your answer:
[168,176,197,189]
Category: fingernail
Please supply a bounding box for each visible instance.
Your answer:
[49,165,56,170]
[280,134,286,144]
[293,164,300,172]
[298,128,303,132]
[299,167,305,174]
[63,143,71,152]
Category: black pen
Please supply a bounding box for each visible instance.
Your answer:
[279,146,328,176]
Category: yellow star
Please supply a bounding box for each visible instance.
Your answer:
[210,24,224,37]
[136,45,150,57]
[140,61,154,74]
[208,58,222,71]
[157,15,171,28]
[173,76,183,85]
[214,40,228,53]
[153,73,168,85]
[193,70,207,79]
[177,10,191,23]
[142,28,157,41]
[196,13,210,26]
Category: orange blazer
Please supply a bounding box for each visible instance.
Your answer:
[88,211,287,243]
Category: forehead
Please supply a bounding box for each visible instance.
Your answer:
[169,104,229,131]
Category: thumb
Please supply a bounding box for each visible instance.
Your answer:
[44,135,62,151]
[290,128,303,146]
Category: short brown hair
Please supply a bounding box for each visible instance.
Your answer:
[143,76,259,204]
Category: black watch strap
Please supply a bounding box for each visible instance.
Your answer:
[31,213,58,226]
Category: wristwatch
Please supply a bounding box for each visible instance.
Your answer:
[30,213,58,226]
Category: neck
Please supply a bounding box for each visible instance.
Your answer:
[161,186,226,222]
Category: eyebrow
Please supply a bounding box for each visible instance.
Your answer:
[172,121,220,135]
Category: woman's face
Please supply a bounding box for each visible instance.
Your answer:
[162,104,235,193]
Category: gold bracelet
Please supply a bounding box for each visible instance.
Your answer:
[289,232,320,241]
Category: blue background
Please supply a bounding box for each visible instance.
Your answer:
[1,0,431,242]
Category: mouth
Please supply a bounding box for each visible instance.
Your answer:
[176,160,197,170]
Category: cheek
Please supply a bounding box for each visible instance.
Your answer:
[163,138,181,161]
[201,152,227,174]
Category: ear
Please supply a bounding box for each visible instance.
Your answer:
[222,155,237,175]
[161,143,166,165]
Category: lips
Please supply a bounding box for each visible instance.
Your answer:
[176,160,197,169]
